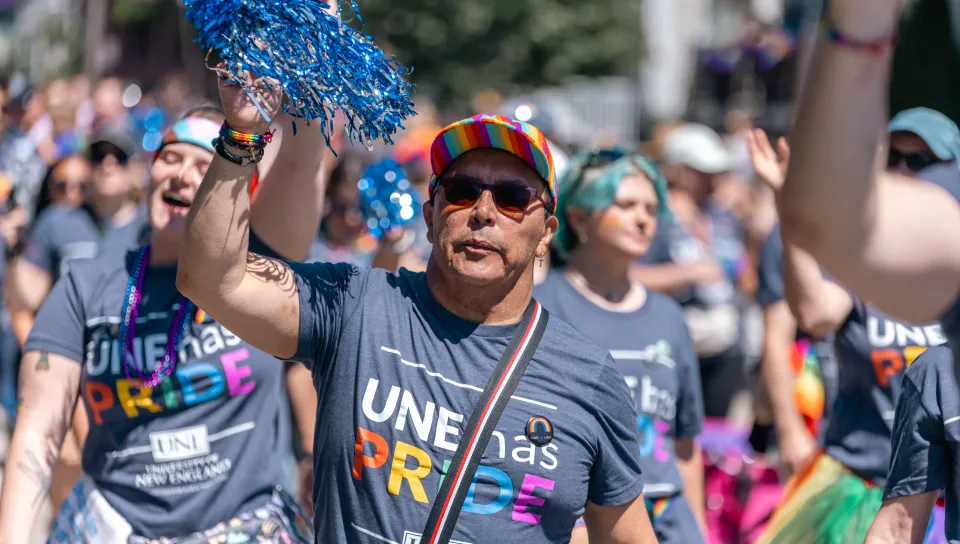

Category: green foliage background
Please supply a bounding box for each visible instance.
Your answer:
[354,0,643,106]
[891,0,960,123]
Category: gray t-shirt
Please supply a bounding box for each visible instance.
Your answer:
[534,271,703,498]
[24,235,291,538]
[826,297,946,485]
[884,345,960,543]
[24,204,147,280]
[288,264,645,543]
[98,205,149,259]
[920,164,960,422]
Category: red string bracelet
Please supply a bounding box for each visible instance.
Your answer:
[821,19,899,55]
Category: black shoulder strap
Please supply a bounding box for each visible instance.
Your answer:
[420,300,549,544]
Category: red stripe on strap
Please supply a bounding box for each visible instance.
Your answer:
[426,302,541,543]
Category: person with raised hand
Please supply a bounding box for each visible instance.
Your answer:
[749,132,823,477]
[0,73,327,541]
[775,0,960,363]
[177,74,657,540]
[748,128,950,544]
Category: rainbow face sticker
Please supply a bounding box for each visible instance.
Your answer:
[525,416,554,447]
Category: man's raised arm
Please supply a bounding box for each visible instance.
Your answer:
[779,0,960,323]
[176,76,300,359]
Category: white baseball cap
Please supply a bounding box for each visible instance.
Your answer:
[662,123,732,175]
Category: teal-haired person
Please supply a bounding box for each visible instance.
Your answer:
[534,151,706,544]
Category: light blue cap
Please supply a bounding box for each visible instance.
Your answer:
[889,107,960,161]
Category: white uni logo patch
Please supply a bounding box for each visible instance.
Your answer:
[149,425,210,461]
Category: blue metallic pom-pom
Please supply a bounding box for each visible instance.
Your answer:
[357,158,420,238]
[182,0,415,148]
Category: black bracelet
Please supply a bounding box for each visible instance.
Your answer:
[213,137,264,166]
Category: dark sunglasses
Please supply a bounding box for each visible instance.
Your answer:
[51,179,89,193]
[437,175,553,215]
[887,148,944,173]
[90,143,130,166]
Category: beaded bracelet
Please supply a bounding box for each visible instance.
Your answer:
[220,123,275,149]
[214,137,264,166]
[821,19,899,55]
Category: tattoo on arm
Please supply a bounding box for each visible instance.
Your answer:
[246,253,297,291]
[35,352,49,371]
[17,451,51,507]
[15,366,76,508]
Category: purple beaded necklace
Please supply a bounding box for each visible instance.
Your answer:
[119,245,195,388]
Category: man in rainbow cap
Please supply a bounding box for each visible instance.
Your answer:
[180,107,656,542]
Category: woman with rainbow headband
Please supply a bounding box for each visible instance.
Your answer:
[746,129,951,544]
[534,150,706,544]
[0,104,326,543]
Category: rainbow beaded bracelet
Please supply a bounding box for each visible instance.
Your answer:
[220,123,275,149]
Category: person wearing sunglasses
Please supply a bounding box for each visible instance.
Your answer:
[8,154,91,499]
[745,129,953,544]
[33,155,92,218]
[4,128,146,519]
[178,79,656,542]
[536,151,706,544]
[0,96,327,542]
[886,107,960,175]
[8,127,145,350]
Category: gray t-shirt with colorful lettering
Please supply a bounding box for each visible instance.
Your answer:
[534,271,703,499]
[25,235,290,538]
[288,264,645,543]
[826,298,945,485]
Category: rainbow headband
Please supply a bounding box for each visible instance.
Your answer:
[157,117,220,154]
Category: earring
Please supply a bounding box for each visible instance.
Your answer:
[577,232,588,244]
[536,252,544,267]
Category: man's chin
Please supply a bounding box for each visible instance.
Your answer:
[450,260,507,286]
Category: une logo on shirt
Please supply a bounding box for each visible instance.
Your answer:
[867,317,945,386]
[149,425,211,462]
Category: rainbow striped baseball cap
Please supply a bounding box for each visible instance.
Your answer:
[429,114,557,209]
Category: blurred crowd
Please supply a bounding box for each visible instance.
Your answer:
[0,68,787,541]
[0,52,954,541]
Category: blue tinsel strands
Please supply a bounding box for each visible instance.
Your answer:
[357,158,419,238]
[182,0,415,147]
